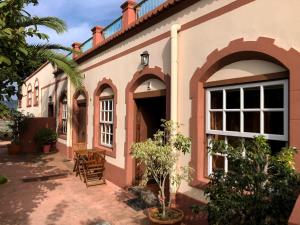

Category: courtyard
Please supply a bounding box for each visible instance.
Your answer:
[0,145,149,225]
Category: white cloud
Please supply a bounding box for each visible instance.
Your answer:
[25,0,126,47]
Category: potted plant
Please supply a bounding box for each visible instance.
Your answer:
[131,120,192,225]
[7,110,28,155]
[34,128,57,153]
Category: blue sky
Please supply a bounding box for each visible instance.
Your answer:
[26,0,124,47]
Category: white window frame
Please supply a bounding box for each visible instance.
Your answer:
[34,80,39,104]
[206,79,288,174]
[62,97,68,134]
[100,98,114,148]
[28,89,32,106]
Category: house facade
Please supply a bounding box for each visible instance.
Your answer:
[19,0,300,223]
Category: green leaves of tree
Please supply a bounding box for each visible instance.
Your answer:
[0,0,81,100]
[204,136,300,225]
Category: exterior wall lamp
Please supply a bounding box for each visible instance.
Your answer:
[140,51,149,67]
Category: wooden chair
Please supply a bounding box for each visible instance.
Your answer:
[73,149,88,180]
[82,150,106,187]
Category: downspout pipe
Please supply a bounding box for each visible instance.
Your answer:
[170,24,181,201]
[170,24,181,125]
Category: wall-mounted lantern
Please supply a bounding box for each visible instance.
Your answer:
[140,51,149,67]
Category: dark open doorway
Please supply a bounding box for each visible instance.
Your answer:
[134,93,166,191]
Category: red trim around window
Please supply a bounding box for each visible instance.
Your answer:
[93,78,118,158]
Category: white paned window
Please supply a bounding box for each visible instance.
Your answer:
[62,97,68,134]
[100,98,114,147]
[206,80,288,174]
[34,80,39,104]
[27,87,32,106]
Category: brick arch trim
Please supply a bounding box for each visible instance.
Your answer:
[72,88,89,151]
[190,37,300,187]
[93,78,118,158]
[124,66,170,186]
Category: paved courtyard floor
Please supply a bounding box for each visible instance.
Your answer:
[0,147,149,225]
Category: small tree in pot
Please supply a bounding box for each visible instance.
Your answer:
[131,120,192,224]
[34,128,57,153]
[7,110,28,154]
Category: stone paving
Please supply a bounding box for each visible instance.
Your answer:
[0,146,149,225]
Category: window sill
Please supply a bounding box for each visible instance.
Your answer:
[58,134,67,140]
[94,145,116,158]
[33,103,39,107]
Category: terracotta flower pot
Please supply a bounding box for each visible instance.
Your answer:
[43,145,51,154]
[148,207,184,225]
[7,143,21,155]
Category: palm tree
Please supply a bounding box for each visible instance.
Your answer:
[0,0,82,99]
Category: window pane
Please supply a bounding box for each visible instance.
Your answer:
[227,136,242,148]
[268,140,286,155]
[226,112,240,131]
[264,85,284,108]
[244,112,260,133]
[209,134,225,141]
[210,112,223,130]
[212,155,225,171]
[211,91,223,109]
[226,89,240,109]
[264,112,284,135]
[244,87,260,109]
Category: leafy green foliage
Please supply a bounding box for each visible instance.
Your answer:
[131,120,193,220]
[34,127,57,147]
[0,175,8,185]
[204,136,300,225]
[0,0,82,100]
[8,109,28,144]
[0,102,10,119]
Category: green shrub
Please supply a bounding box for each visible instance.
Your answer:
[0,175,8,185]
[204,136,300,225]
[34,128,57,147]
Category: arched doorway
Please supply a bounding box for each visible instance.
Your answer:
[72,90,88,151]
[125,67,170,186]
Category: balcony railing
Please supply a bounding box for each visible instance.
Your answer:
[80,37,93,53]
[103,16,122,39]
[136,0,166,18]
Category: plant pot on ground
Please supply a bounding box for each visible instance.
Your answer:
[131,120,193,225]
[34,128,57,154]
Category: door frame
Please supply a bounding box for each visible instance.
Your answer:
[72,89,88,150]
[125,66,170,186]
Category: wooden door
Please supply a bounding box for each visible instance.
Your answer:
[134,96,166,187]
[77,102,86,143]
[76,102,86,145]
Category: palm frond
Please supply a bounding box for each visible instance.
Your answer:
[29,43,72,52]
[16,16,67,34]
[36,50,83,89]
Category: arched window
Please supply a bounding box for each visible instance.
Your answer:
[27,84,32,107]
[34,79,39,106]
[59,92,68,136]
[99,87,114,147]
[93,79,117,157]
